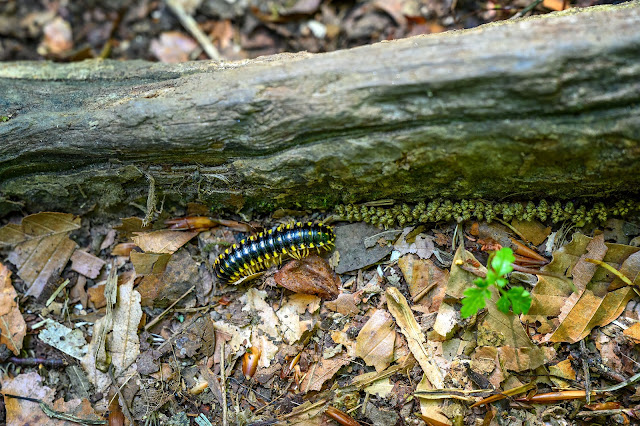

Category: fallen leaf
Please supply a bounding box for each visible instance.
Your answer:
[150,31,198,63]
[510,219,552,246]
[1,372,100,426]
[365,377,394,397]
[38,319,88,360]
[0,263,26,355]
[394,229,435,259]
[113,217,150,237]
[324,292,360,315]
[623,322,640,343]
[40,16,73,55]
[446,245,486,299]
[70,250,106,279]
[136,249,199,307]
[300,352,351,392]
[132,229,199,254]
[398,255,448,311]
[356,309,396,372]
[277,295,317,344]
[386,287,444,388]
[334,223,393,274]
[3,213,80,298]
[274,255,340,298]
[87,283,106,309]
[130,252,171,275]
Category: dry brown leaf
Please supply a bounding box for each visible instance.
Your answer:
[623,322,640,344]
[132,229,199,254]
[130,251,171,275]
[549,358,577,387]
[0,212,80,246]
[398,255,448,312]
[0,263,26,355]
[274,255,340,298]
[446,245,486,299]
[510,219,552,246]
[548,287,634,343]
[610,250,640,290]
[40,16,73,55]
[324,292,360,315]
[136,249,199,307]
[355,309,396,372]
[556,234,607,323]
[1,372,100,426]
[113,217,150,237]
[301,352,351,392]
[70,250,105,279]
[2,213,80,298]
[87,283,106,309]
[386,287,444,388]
[150,31,198,63]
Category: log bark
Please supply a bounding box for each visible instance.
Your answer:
[1,2,639,217]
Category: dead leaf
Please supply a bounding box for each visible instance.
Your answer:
[275,255,340,298]
[136,249,199,307]
[394,228,435,259]
[40,16,73,55]
[37,319,88,360]
[386,287,444,388]
[356,309,396,372]
[301,352,351,392]
[0,263,26,355]
[132,229,199,254]
[324,292,360,315]
[510,219,552,246]
[2,213,80,298]
[70,250,106,279]
[623,322,640,344]
[130,251,171,275]
[1,372,100,426]
[87,283,106,309]
[334,223,393,274]
[398,255,448,311]
[150,31,198,63]
[113,217,150,237]
[446,245,486,299]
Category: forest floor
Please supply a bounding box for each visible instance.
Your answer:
[1,0,637,425]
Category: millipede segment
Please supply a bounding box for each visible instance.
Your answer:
[213,222,335,284]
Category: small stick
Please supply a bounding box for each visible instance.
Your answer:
[5,357,67,368]
[221,340,228,426]
[145,285,195,331]
[580,339,591,405]
[510,0,544,18]
[108,366,135,425]
[165,0,221,60]
[3,394,106,425]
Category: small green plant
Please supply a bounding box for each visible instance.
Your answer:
[461,247,532,317]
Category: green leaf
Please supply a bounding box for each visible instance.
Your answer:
[506,286,532,315]
[461,287,491,318]
[491,247,515,277]
[474,277,489,288]
[495,278,508,288]
[496,295,511,313]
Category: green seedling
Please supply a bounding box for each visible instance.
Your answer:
[461,247,532,317]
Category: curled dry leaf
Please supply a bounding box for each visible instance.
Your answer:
[274,255,340,298]
[132,229,199,254]
[355,309,395,372]
[0,263,26,355]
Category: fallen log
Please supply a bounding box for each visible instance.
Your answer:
[1,2,639,217]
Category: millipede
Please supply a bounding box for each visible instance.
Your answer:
[213,222,336,284]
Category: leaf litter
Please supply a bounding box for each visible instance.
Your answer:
[1,207,640,425]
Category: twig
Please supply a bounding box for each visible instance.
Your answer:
[165,0,221,60]
[144,285,196,331]
[221,340,228,426]
[580,340,591,404]
[510,0,544,19]
[108,366,135,425]
[575,408,639,418]
[5,357,67,368]
[3,394,106,425]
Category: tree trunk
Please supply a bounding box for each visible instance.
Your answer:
[1,2,639,217]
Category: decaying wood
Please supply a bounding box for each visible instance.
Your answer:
[0,2,639,216]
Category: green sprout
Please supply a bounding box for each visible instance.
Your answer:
[460,247,532,317]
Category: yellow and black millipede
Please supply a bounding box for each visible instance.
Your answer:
[213,222,335,284]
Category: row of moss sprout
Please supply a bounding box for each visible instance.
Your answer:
[335,199,639,228]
